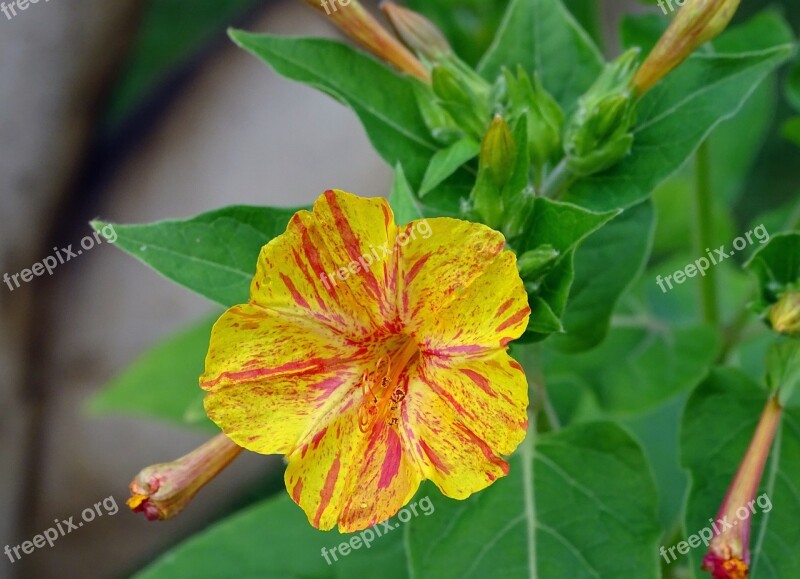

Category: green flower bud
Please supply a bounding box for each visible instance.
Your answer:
[480,115,517,190]
[769,291,800,337]
[432,62,490,140]
[503,67,564,173]
[412,83,463,145]
[517,245,560,281]
[564,49,640,177]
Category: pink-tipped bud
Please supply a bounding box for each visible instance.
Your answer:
[128,434,243,521]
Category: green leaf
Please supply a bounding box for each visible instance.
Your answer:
[517,198,617,342]
[389,164,424,224]
[745,232,800,312]
[545,323,720,415]
[92,205,299,307]
[89,316,217,429]
[407,422,661,578]
[681,369,800,575]
[229,31,438,189]
[620,13,665,53]
[788,54,800,112]
[477,0,604,111]
[782,116,800,147]
[553,200,655,352]
[517,197,618,255]
[565,18,794,211]
[419,138,480,197]
[528,295,565,334]
[135,492,411,579]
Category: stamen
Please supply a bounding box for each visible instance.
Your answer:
[357,340,418,433]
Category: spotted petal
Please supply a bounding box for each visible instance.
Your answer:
[398,218,530,354]
[249,190,399,340]
[401,350,529,498]
[201,304,369,454]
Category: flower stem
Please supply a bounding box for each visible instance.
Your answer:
[693,141,720,326]
[541,159,574,199]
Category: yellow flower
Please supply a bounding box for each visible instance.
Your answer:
[201,190,530,532]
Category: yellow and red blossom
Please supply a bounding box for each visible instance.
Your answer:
[200,190,530,532]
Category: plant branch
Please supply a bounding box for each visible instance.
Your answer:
[692,141,720,326]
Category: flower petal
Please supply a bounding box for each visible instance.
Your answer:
[250,190,399,338]
[398,218,529,353]
[201,304,368,454]
[285,403,422,532]
[400,350,529,499]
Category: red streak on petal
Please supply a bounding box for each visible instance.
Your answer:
[378,428,403,490]
[312,427,328,449]
[295,216,340,301]
[459,369,497,398]
[404,253,432,287]
[427,344,489,357]
[314,454,341,528]
[293,248,329,313]
[422,376,473,420]
[292,479,304,504]
[457,423,509,475]
[314,374,349,401]
[419,439,450,474]
[382,203,392,229]
[202,356,350,390]
[496,307,531,333]
[496,298,515,318]
[324,190,383,301]
[280,273,311,309]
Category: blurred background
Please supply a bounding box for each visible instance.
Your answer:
[0,1,796,578]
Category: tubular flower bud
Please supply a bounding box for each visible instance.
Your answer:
[128,434,243,521]
[632,0,741,94]
[517,245,560,281]
[301,0,429,81]
[503,67,564,173]
[702,396,782,578]
[768,291,800,337]
[432,64,491,140]
[481,115,518,190]
[564,49,639,176]
[381,2,452,61]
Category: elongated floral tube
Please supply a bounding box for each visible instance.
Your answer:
[302,0,429,81]
[702,396,782,578]
[128,434,243,521]
[632,0,740,94]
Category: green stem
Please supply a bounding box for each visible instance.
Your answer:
[540,159,574,199]
[693,141,720,326]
